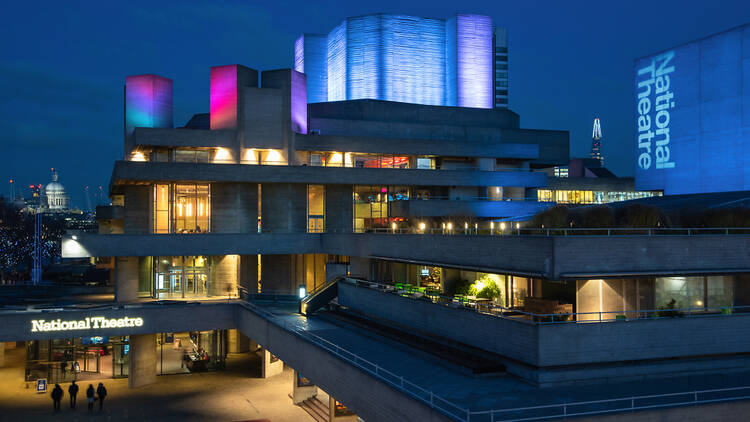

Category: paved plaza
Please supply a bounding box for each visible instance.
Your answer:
[0,345,316,421]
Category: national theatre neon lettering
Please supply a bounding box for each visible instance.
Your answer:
[31,317,144,333]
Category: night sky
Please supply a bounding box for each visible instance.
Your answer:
[2,0,749,208]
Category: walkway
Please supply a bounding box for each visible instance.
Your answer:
[260,303,750,416]
[0,345,314,421]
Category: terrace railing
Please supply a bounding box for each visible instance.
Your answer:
[342,278,750,325]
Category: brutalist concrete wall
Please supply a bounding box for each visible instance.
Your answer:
[537,313,750,367]
[325,184,353,233]
[123,185,150,234]
[337,281,540,365]
[553,235,750,278]
[261,183,307,233]
[211,183,258,233]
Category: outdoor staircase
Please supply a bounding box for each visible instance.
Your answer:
[298,397,329,422]
[299,277,341,315]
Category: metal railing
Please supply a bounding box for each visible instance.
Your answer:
[348,226,750,236]
[240,298,750,422]
[343,278,750,325]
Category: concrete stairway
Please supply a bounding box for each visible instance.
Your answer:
[298,397,329,422]
[300,277,340,315]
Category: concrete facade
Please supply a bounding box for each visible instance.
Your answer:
[129,334,157,388]
[211,183,258,233]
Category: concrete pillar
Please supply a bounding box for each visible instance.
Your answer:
[349,257,371,280]
[211,183,258,233]
[123,185,150,234]
[260,348,283,378]
[115,257,139,302]
[209,255,239,297]
[128,334,157,388]
[227,329,250,354]
[261,255,297,293]
[240,255,259,294]
[291,370,317,404]
[325,184,353,233]
[0,342,5,367]
[329,396,358,422]
[261,183,306,233]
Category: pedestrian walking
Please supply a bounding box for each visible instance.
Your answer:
[68,380,79,409]
[96,382,107,410]
[51,384,63,412]
[86,384,95,412]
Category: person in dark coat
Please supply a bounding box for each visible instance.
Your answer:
[86,384,95,412]
[68,380,79,408]
[51,384,63,412]
[96,382,107,410]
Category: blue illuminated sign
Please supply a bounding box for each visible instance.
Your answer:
[635,24,750,195]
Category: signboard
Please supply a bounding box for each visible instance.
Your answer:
[30,316,143,333]
[82,336,109,345]
[634,24,750,195]
[36,378,47,394]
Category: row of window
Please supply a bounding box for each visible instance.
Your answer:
[537,189,661,204]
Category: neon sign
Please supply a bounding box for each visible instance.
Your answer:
[31,317,144,333]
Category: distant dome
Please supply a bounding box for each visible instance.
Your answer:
[45,170,69,211]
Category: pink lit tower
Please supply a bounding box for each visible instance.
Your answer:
[590,118,603,166]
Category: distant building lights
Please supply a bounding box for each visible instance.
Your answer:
[419,222,426,232]
[447,222,453,231]
[500,222,506,231]
[391,222,397,232]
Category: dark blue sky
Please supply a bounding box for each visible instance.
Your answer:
[2,0,749,208]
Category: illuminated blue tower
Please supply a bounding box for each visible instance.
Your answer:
[295,14,495,109]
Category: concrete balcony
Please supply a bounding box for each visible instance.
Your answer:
[110,161,548,188]
[389,199,554,219]
[337,280,750,386]
[62,231,750,279]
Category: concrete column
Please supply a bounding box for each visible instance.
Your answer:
[329,396,358,422]
[211,183,258,233]
[123,185,150,234]
[128,334,157,388]
[115,257,139,302]
[325,184,353,233]
[240,255,259,294]
[227,329,250,354]
[349,257,371,280]
[209,255,239,297]
[261,183,306,233]
[261,255,295,293]
[260,348,283,378]
[291,370,317,404]
[0,342,5,367]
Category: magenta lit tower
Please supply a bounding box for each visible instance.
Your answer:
[590,118,603,166]
[209,65,258,130]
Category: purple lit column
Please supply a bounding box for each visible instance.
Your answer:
[125,74,173,136]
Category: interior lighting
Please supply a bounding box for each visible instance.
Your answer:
[447,222,453,231]
[391,222,397,232]
[71,235,78,241]
[243,149,258,164]
[696,300,704,307]
[464,222,468,229]
[500,222,506,231]
[214,148,231,163]
[264,149,284,165]
[419,222,426,231]
[130,151,146,162]
[496,187,500,194]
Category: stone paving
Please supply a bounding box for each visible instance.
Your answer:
[0,345,315,421]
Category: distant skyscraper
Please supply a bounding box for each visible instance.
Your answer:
[590,118,603,166]
[493,27,508,108]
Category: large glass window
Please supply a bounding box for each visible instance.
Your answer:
[153,184,210,234]
[353,186,407,232]
[175,149,210,163]
[307,185,325,233]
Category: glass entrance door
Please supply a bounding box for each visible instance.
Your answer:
[154,256,209,298]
